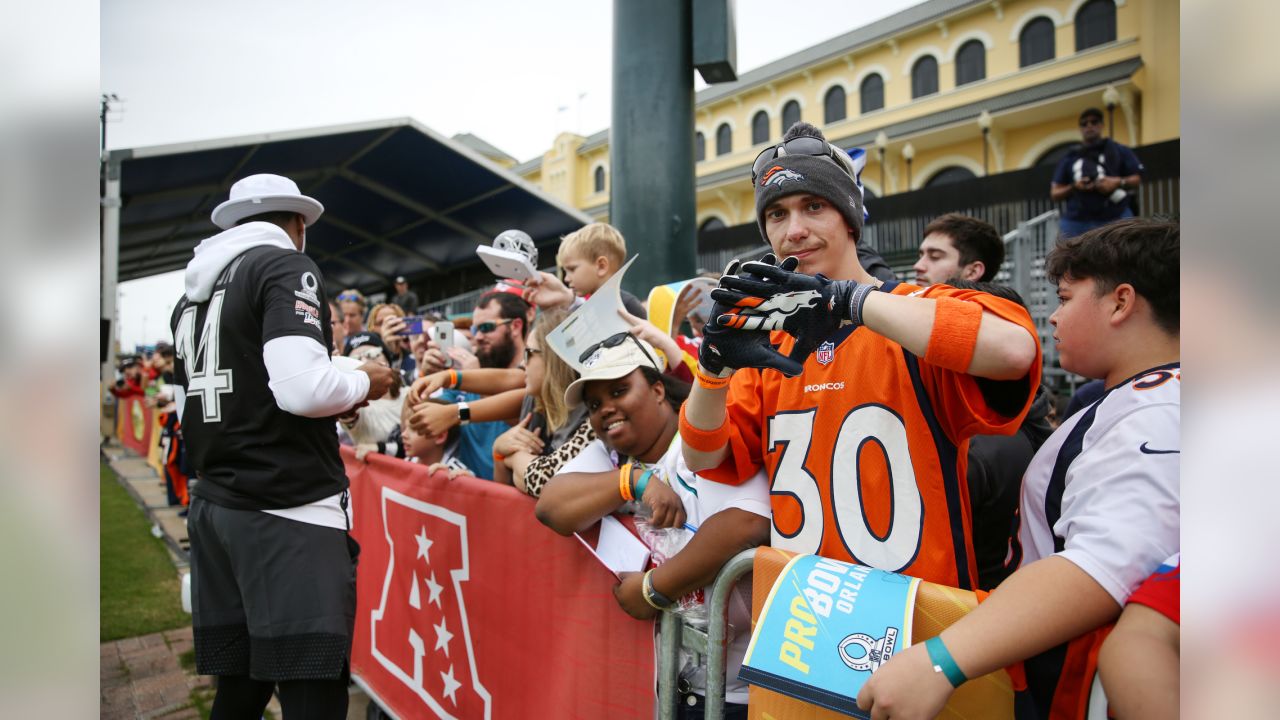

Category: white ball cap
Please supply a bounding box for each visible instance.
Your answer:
[563,334,664,409]
[210,173,325,230]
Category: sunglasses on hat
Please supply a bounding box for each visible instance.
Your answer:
[751,136,852,184]
[578,331,661,372]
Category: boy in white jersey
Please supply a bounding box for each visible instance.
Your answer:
[857,219,1180,720]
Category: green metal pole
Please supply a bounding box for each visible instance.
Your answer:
[611,0,697,298]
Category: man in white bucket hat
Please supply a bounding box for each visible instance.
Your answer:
[172,174,397,718]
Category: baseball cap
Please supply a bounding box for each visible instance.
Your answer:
[210,174,324,230]
[563,333,663,409]
[395,276,407,283]
[344,331,388,357]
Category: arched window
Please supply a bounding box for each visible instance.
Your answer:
[860,73,885,114]
[824,86,847,124]
[1019,17,1056,67]
[699,217,727,235]
[695,131,705,162]
[751,111,770,145]
[1035,142,1077,167]
[715,123,732,156]
[781,100,801,133]
[924,166,978,187]
[954,40,987,86]
[911,56,939,99]
[593,166,605,193]
[1075,0,1116,51]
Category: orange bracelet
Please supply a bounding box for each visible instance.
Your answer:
[695,367,732,390]
[678,404,733,453]
[618,463,634,501]
[446,369,459,389]
[493,450,506,464]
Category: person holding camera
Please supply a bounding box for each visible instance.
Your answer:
[1050,107,1144,239]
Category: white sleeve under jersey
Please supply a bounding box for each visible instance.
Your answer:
[263,335,369,418]
[1018,364,1180,605]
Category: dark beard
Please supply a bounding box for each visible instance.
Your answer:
[476,338,515,369]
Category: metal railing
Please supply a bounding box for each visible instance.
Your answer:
[656,549,756,720]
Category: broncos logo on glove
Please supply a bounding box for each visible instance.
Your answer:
[709,255,875,370]
[697,257,808,378]
[719,290,822,331]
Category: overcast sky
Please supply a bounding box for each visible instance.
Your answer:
[104,0,919,349]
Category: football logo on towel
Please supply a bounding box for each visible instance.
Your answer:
[838,627,900,673]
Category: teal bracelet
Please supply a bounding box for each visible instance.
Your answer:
[924,636,967,688]
[633,467,656,500]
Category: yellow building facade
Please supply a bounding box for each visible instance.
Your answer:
[514,0,1178,234]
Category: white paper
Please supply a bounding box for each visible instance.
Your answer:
[574,515,651,580]
[546,255,638,372]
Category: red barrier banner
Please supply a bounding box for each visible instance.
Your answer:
[118,396,153,457]
[345,450,657,720]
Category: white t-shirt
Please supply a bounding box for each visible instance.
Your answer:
[559,436,770,703]
[1018,363,1180,605]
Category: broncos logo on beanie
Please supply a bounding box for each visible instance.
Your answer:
[759,167,807,188]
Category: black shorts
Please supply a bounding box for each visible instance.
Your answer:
[188,496,359,681]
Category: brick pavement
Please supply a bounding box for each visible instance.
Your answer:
[100,627,214,720]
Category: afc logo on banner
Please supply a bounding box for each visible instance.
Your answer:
[369,488,492,719]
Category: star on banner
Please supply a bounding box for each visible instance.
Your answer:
[415,527,433,563]
[441,664,461,705]
[425,572,444,608]
[434,617,454,658]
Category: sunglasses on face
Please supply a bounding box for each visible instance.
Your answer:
[751,136,852,184]
[472,318,514,335]
[579,331,661,372]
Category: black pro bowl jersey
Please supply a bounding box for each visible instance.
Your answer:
[171,245,345,510]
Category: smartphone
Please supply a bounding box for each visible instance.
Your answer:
[400,315,426,336]
[434,321,455,350]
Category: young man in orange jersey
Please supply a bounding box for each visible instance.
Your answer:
[679,122,1041,591]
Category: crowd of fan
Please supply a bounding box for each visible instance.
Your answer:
[126,119,1178,719]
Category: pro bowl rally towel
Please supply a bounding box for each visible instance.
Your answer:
[745,547,1013,720]
[739,553,919,717]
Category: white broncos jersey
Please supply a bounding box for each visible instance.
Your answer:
[1016,363,1180,605]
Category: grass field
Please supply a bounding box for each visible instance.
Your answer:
[100,461,189,641]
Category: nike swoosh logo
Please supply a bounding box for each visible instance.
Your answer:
[1139,442,1179,455]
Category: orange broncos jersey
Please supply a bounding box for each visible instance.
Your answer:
[702,281,1041,589]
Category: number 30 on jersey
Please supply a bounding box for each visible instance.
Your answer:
[768,405,923,572]
[174,290,235,423]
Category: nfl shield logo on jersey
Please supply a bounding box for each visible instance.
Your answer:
[815,341,835,365]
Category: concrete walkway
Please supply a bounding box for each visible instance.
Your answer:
[102,443,372,719]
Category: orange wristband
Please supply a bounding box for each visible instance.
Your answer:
[618,463,634,501]
[446,369,459,389]
[924,297,983,372]
[493,450,506,464]
[695,367,732,390]
[678,404,733,453]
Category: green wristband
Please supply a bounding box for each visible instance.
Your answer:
[633,467,656,500]
[924,636,967,688]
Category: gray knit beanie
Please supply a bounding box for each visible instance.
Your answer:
[754,123,865,242]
